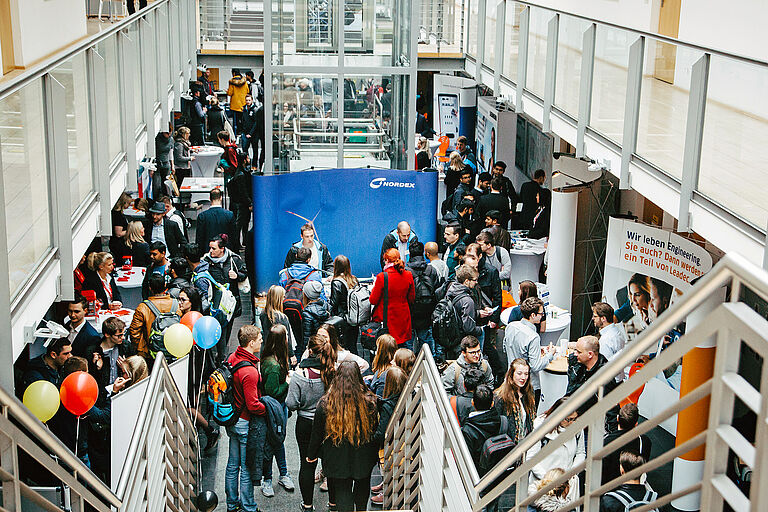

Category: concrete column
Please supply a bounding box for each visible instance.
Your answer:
[546,189,579,311]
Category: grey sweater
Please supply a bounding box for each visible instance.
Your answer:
[286,367,326,420]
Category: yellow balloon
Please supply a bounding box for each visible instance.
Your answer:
[164,323,194,358]
[23,380,60,423]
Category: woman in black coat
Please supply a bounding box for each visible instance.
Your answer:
[307,361,379,511]
[82,252,123,309]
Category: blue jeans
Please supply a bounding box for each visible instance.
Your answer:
[263,404,289,480]
[412,326,442,359]
[226,418,260,512]
[477,329,485,350]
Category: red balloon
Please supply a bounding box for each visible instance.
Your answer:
[60,371,98,416]
[181,311,203,333]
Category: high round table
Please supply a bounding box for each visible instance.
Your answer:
[508,240,547,298]
[539,350,571,414]
[115,267,146,309]
[190,146,224,178]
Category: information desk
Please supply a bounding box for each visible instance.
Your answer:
[115,267,146,309]
[190,146,224,178]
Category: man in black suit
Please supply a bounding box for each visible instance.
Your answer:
[602,403,653,485]
[491,161,518,221]
[143,201,187,258]
[64,296,101,358]
[519,168,547,230]
[476,177,511,229]
[196,188,237,250]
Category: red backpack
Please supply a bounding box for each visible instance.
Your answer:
[282,269,317,336]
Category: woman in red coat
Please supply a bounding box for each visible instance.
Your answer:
[370,248,415,347]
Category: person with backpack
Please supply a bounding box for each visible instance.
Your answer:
[287,334,337,512]
[259,285,297,366]
[284,223,334,273]
[259,325,295,498]
[280,247,324,354]
[442,335,494,396]
[302,281,329,358]
[526,397,584,503]
[129,273,180,362]
[494,359,536,445]
[370,248,415,348]
[449,367,486,427]
[434,265,483,360]
[405,242,440,358]
[329,255,360,354]
[460,385,504,471]
[601,452,657,512]
[223,325,267,512]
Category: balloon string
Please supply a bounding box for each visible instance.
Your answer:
[75,415,80,459]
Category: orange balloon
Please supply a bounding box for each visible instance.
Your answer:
[60,371,98,416]
[181,311,203,332]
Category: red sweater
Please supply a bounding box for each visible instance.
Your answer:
[370,267,415,344]
[228,346,266,420]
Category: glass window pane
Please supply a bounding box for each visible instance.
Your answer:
[636,44,702,180]
[482,0,496,68]
[51,54,94,214]
[699,57,768,228]
[276,0,339,67]
[590,27,633,145]
[342,75,394,168]
[0,80,53,296]
[467,0,478,58]
[525,7,550,98]
[100,36,123,166]
[129,25,143,131]
[554,16,590,118]
[419,0,461,53]
[502,2,524,83]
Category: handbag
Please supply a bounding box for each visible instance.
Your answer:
[360,273,388,351]
[230,257,251,294]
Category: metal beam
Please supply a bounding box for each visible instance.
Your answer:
[678,53,710,232]
[576,23,596,157]
[87,48,112,235]
[515,7,530,112]
[542,13,559,132]
[141,17,156,154]
[0,140,13,392]
[493,0,506,95]
[337,0,345,170]
[118,29,138,186]
[475,0,486,84]
[263,0,273,173]
[619,36,644,189]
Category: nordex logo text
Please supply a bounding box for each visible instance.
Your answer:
[369,177,416,189]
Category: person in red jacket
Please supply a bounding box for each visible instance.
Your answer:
[225,325,266,512]
[370,248,415,348]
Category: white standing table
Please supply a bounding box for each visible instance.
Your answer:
[115,267,146,309]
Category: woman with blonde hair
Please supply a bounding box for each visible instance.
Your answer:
[368,334,398,397]
[112,355,148,393]
[173,126,195,185]
[307,361,379,511]
[329,255,361,354]
[259,285,297,365]
[83,252,122,310]
[445,150,466,196]
[528,468,574,512]
[120,220,150,267]
[494,359,536,444]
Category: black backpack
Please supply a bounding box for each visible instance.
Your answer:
[207,360,255,426]
[478,416,514,476]
[410,266,436,317]
[283,269,317,341]
[432,293,463,355]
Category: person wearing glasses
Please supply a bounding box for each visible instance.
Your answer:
[87,317,136,389]
[526,396,583,503]
[503,297,556,407]
[566,335,620,433]
[441,335,495,397]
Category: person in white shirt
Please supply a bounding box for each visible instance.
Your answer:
[161,196,188,238]
[592,301,626,361]
[503,297,555,406]
[475,231,511,281]
[424,241,448,282]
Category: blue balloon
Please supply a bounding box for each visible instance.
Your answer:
[192,316,222,350]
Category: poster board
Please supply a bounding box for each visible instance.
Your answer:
[476,96,517,175]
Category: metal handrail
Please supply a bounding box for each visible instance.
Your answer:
[0,383,121,508]
[0,0,169,100]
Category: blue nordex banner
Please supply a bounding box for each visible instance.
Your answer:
[252,168,438,291]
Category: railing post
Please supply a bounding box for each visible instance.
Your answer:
[515,6,529,113]
[576,23,596,158]
[43,74,74,301]
[619,36,644,190]
[542,13,558,133]
[677,53,710,232]
[141,16,157,152]
[584,404,606,511]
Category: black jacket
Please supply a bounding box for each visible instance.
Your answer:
[206,105,227,136]
[452,182,475,214]
[519,181,544,229]
[601,431,653,485]
[380,229,420,269]
[601,483,657,512]
[196,205,237,248]
[374,393,401,447]
[141,260,170,300]
[85,339,137,389]
[475,256,502,324]
[82,273,123,312]
[566,353,620,433]
[284,242,334,273]
[445,282,483,341]
[142,217,187,258]
[406,256,440,329]
[329,278,350,318]
[461,408,503,467]
[241,104,259,137]
[21,356,60,391]
[65,320,102,358]
[203,249,248,317]
[496,176,518,214]
[454,393,475,427]
[477,191,511,229]
[308,398,380,479]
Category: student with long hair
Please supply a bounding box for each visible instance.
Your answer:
[287,334,337,512]
[329,255,361,354]
[528,468,572,512]
[368,334,398,397]
[506,280,546,332]
[305,323,369,373]
[308,361,379,511]
[370,366,409,505]
[525,397,583,501]
[259,285,297,365]
[369,248,415,348]
[393,347,416,377]
[494,359,536,444]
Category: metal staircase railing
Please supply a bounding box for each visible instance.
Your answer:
[383,252,768,512]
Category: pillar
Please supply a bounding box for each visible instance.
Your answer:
[546,189,579,311]
[671,286,726,510]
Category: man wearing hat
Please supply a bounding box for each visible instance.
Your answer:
[143,202,187,258]
[301,280,329,356]
[197,65,215,102]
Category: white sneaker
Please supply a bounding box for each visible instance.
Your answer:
[279,474,295,491]
[261,479,274,497]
